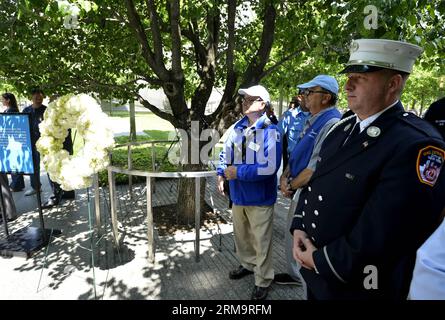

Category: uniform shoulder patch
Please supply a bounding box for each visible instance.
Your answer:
[416,146,445,186]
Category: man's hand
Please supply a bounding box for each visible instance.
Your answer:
[289,168,314,191]
[293,229,317,270]
[280,175,293,198]
[217,175,225,195]
[224,166,237,180]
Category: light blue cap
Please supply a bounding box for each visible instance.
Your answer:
[297,75,339,95]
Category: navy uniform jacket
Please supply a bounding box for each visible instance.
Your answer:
[290,102,445,299]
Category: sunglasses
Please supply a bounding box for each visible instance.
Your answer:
[302,89,330,97]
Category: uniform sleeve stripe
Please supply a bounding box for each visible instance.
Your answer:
[323,246,346,283]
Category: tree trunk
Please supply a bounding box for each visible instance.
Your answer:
[174,122,210,225]
[278,85,284,117]
[129,100,136,142]
[177,163,206,225]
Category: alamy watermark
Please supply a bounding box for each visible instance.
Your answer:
[363,265,378,290]
[166,121,279,175]
[363,5,378,30]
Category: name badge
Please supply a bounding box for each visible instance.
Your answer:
[248,141,260,152]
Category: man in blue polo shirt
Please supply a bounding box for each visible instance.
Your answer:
[276,75,341,287]
[217,85,282,300]
[278,93,310,169]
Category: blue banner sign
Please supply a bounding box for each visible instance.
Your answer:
[0,113,35,175]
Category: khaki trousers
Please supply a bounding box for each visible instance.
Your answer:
[232,204,274,287]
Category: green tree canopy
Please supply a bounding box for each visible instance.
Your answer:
[1,0,444,219]
[1,0,444,120]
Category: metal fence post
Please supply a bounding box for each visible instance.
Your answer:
[151,142,156,194]
[146,177,155,263]
[128,144,133,200]
[93,173,101,235]
[108,167,120,246]
[195,177,201,262]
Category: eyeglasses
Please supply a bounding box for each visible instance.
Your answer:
[241,96,262,105]
[302,89,329,97]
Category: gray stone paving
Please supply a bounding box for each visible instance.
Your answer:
[0,172,304,300]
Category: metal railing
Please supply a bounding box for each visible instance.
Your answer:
[112,139,179,198]
[107,166,216,263]
[105,139,218,263]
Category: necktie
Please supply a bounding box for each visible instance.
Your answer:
[343,122,360,146]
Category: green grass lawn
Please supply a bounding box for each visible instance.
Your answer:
[72,112,175,154]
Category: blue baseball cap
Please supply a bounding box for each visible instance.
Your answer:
[297,75,339,95]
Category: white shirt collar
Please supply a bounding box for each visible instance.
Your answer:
[355,100,399,132]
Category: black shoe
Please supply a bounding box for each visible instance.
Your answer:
[251,286,268,300]
[229,265,254,280]
[61,191,75,199]
[42,197,60,209]
[274,273,302,285]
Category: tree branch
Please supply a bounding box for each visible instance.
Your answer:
[169,0,183,78]
[260,48,304,79]
[123,0,155,67]
[124,0,168,80]
[146,0,165,67]
[207,0,237,125]
[240,0,276,87]
[182,20,207,69]
[190,8,221,118]
[225,0,236,81]
[141,76,164,87]
[136,93,180,127]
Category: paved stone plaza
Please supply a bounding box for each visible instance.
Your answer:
[0,173,304,300]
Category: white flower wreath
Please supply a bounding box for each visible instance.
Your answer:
[36,94,115,190]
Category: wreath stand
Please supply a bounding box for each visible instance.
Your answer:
[0,173,61,259]
[0,114,61,258]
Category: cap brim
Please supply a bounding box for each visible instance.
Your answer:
[238,88,249,96]
[339,65,386,74]
[297,81,316,89]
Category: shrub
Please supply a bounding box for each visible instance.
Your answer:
[98,137,179,186]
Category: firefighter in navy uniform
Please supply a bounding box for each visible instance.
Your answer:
[290,39,445,300]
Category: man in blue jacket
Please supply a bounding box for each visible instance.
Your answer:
[276,75,341,287]
[217,85,282,300]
